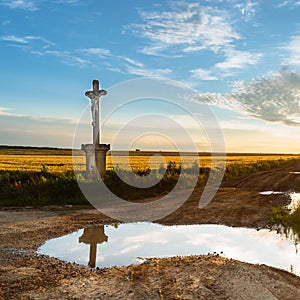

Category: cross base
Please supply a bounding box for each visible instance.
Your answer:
[81,143,110,179]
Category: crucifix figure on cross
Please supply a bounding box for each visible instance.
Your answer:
[85,80,107,145]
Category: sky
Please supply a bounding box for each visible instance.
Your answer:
[1,0,300,153]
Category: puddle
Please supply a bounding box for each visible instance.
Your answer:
[38,223,300,275]
[287,193,300,213]
[259,191,300,213]
[290,172,300,174]
[259,191,284,195]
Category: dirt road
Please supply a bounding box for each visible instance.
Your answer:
[1,162,300,299]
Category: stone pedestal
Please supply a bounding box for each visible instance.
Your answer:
[81,143,110,179]
[95,144,110,177]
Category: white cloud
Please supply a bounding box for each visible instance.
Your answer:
[0,106,79,123]
[0,0,37,11]
[277,0,300,8]
[0,0,82,10]
[190,68,218,80]
[277,0,289,7]
[0,107,24,117]
[189,48,262,80]
[37,50,90,68]
[129,1,261,79]
[0,35,28,44]
[119,56,144,68]
[276,0,300,7]
[54,0,80,4]
[140,45,169,56]
[80,48,111,58]
[0,35,55,48]
[126,65,172,78]
[281,35,300,66]
[106,67,124,74]
[80,48,146,71]
[190,68,300,126]
[235,1,258,21]
[31,49,89,68]
[129,2,241,55]
[1,35,147,73]
[215,47,262,72]
[183,45,206,53]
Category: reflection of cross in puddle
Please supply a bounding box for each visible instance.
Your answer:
[79,225,108,268]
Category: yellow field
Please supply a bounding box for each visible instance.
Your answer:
[0,152,299,173]
[0,155,79,173]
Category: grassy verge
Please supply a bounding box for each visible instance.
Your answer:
[223,158,295,180]
[270,165,300,236]
[271,206,300,237]
[0,169,87,206]
[0,158,299,207]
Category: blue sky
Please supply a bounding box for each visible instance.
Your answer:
[1,0,300,152]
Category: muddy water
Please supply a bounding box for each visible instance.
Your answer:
[38,222,300,275]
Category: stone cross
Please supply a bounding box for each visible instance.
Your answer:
[85,80,107,145]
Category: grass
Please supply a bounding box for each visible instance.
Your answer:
[223,158,294,180]
[271,173,300,237]
[0,162,196,206]
[271,206,300,240]
[0,169,87,206]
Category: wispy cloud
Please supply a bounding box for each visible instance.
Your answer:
[0,34,89,68]
[235,0,258,21]
[0,106,79,123]
[118,56,144,68]
[276,0,300,7]
[214,47,262,72]
[0,35,28,44]
[0,0,38,11]
[281,34,300,66]
[1,34,149,73]
[128,1,261,79]
[0,0,82,10]
[0,35,54,46]
[126,65,172,78]
[81,48,153,75]
[189,47,262,80]
[33,49,90,68]
[54,0,81,4]
[190,68,218,80]
[0,34,55,53]
[277,0,289,8]
[128,2,241,56]
[0,107,24,117]
[80,48,111,58]
[139,45,171,57]
[190,67,300,126]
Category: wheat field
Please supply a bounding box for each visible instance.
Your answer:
[0,149,299,173]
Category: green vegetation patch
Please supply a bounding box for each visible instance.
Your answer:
[271,206,300,237]
[0,168,87,206]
